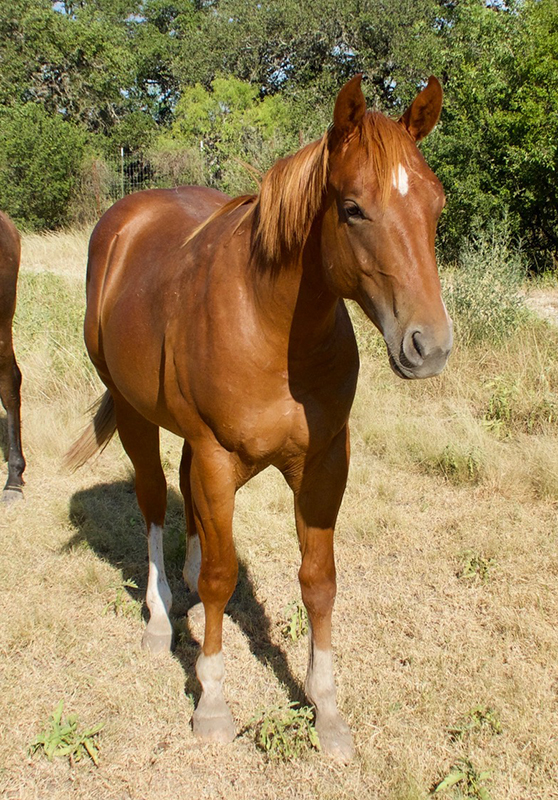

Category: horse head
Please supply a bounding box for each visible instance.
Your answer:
[322,75,452,379]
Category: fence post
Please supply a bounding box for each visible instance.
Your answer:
[120,146,125,198]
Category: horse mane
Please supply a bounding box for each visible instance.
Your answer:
[184,110,410,273]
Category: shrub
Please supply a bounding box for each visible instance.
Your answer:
[0,104,87,230]
[443,221,528,345]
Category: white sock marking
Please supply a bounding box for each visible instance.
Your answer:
[196,651,226,701]
[146,524,172,624]
[392,163,409,196]
[306,642,338,719]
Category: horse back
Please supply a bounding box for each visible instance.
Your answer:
[87,186,228,288]
[84,186,228,370]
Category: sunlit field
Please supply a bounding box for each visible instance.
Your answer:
[0,229,556,800]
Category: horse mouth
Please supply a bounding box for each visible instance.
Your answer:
[388,352,415,380]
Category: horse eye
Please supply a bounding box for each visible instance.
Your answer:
[344,201,364,222]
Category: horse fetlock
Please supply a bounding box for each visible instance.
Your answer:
[305,645,338,712]
[146,579,172,615]
[2,486,23,504]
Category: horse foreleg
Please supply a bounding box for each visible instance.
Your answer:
[293,426,355,762]
[0,349,25,502]
[113,395,173,654]
[189,447,237,744]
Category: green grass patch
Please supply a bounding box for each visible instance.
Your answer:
[29,700,104,766]
[250,702,320,761]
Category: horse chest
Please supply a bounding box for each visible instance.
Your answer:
[196,365,357,468]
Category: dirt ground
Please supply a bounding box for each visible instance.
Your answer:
[525,287,558,326]
[1,232,557,800]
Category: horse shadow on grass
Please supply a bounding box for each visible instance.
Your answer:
[65,478,305,709]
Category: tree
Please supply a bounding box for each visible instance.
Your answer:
[157,75,297,194]
[0,103,87,229]
[423,0,558,267]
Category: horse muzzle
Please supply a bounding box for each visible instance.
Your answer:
[388,321,453,380]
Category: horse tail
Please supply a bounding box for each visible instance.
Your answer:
[65,390,117,471]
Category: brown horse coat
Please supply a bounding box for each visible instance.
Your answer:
[70,75,452,760]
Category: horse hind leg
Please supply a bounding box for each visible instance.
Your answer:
[113,394,173,654]
[0,343,25,503]
[179,441,201,594]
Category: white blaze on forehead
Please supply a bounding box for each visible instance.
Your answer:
[392,163,409,196]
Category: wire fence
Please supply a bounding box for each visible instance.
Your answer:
[72,145,210,225]
[79,149,164,217]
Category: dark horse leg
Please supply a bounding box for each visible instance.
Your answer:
[112,392,173,653]
[179,441,201,594]
[0,338,25,503]
[188,444,238,743]
[291,426,355,762]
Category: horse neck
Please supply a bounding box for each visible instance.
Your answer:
[252,221,340,357]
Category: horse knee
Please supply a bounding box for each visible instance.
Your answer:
[299,563,337,619]
[0,358,21,409]
[198,556,238,609]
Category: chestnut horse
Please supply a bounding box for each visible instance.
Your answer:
[68,75,452,760]
[0,211,25,502]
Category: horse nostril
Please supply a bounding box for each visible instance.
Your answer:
[400,329,425,369]
[411,330,425,359]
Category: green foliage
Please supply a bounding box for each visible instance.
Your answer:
[482,378,518,439]
[433,758,492,799]
[160,75,298,195]
[250,702,320,761]
[102,579,141,618]
[0,0,556,268]
[448,705,502,741]
[458,550,496,582]
[15,272,92,385]
[483,375,558,439]
[0,104,87,230]
[423,445,483,486]
[443,222,528,345]
[29,700,104,766]
[424,0,558,268]
[281,600,308,642]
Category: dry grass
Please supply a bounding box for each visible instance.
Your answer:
[0,229,557,799]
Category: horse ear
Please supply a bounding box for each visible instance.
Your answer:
[399,76,443,142]
[333,74,366,138]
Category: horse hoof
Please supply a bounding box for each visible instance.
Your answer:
[141,629,173,654]
[2,487,23,504]
[193,706,236,744]
[316,717,355,763]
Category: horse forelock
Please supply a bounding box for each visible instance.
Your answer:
[358,111,411,207]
